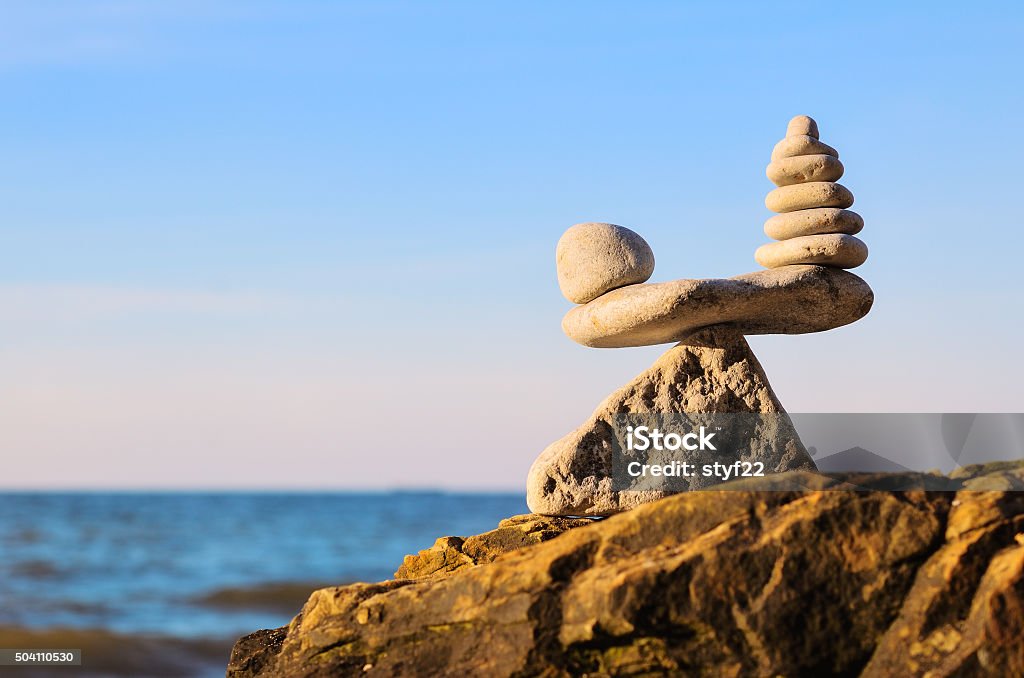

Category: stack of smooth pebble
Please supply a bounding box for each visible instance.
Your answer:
[755,115,868,269]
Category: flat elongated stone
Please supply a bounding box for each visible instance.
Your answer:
[771,135,839,161]
[562,264,873,348]
[764,208,863,240]
[786,115,819,139]
[755,234,868,269]
[556,223,655,304]
[765,182,854,213]
[527,326,814,515]
[766,154,844,187]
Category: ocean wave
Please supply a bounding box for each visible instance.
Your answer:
[8,559,64,579]
[0,626,232,678]
[191,580,337,614]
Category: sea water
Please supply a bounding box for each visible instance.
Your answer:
[0,492,526,676]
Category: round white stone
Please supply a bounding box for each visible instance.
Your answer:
[556,223,655,304]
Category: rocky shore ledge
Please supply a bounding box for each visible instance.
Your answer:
[227,461,1024,677]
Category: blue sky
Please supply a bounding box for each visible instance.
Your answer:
[1,1,1022,488]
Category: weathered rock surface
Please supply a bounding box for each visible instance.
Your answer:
[755,233,869,269]
[953,460,1024,490]
[766,153,844,186]
[765,181,854,213]
[764,207,864,240]
[556,222,655,304]
[394,514,593,580]
[562,264,872,348]
[227,462,1024,678]
[862,487,1024,676]
[527,325,815,515]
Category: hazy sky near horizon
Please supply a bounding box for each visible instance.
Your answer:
[2,1,1023,489]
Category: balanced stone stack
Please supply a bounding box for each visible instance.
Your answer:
[755,115,868,269]
[527,115,874,516]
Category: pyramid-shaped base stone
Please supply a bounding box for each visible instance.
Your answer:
[527,326,815,516]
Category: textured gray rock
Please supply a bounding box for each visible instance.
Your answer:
[556,222,655,304]
[561,264,872,348]
[766,153,844,187]
[755,233,868,269]
[765,181,854,213]
[526,326,815,516]
[764,207,863,240]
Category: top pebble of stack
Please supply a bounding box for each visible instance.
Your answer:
[786,114,819,139]
[756,116,868,269]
